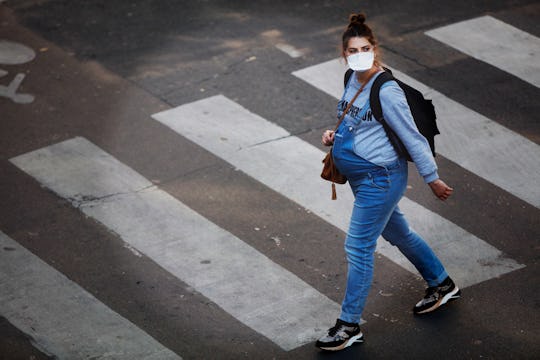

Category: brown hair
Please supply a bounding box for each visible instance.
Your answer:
[341,13,381,65]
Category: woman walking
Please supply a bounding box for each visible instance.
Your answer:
[316,12,460,352]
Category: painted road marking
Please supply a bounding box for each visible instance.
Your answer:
[0,231,181,360]
[275,43,304,58]
[0,40,36,64]
[0,40,36,104]
[9,137,341,351]
[425,15,540,88]
[152,94,525,288]
[292,59,540,209]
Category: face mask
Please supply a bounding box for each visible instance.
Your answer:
[347,52,374,72]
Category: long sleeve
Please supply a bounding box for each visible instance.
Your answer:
[379,82,439,183]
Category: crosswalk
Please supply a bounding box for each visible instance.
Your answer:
[0,231,181,360]
[425,15,540,88]
[9,136,340,352]
[2,14,537,358]
[151,94,524,287]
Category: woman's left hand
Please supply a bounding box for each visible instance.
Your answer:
[322,130,335,146]
[428,179,453,201]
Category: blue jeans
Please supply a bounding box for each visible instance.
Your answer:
[332,123,448,324]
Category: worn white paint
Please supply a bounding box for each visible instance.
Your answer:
[0,72,34,103]
[0,231,181,359]
[292,58,540,209]
[9,137,341,351]
[426,15,540,88]
[0,40,35,103]
[152,94,525,288]
[0,40,36,64]
[275,43,304,58]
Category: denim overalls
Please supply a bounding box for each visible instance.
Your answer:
[332,112,448,324]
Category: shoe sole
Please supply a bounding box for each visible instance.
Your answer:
[318,334,364,351]
[415,287,461,315]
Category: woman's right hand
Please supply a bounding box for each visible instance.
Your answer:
[322,130,335,146]
[428,179,453,201]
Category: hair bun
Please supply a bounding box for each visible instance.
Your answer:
[349,13,366,26]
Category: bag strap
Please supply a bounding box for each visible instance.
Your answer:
[369,71,394,124]
[369,70,409,159]
[344,68,354,87]
[369,71,397,142]
[333,70,377,132]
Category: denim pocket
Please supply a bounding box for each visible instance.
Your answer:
[367,172,390,190]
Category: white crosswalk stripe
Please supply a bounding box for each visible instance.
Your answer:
[292,59,540,209]
[9,136,341,351]
[425,15,540,88]
[151,94,524,288]
[0,231,182,360]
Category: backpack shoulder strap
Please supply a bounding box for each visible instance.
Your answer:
[344,68,354,87]
[369,70,411,160]
[369,71,394,122]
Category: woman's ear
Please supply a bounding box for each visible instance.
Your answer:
[373,46,380,66]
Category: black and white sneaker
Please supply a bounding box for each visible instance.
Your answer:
[315,319,363,351]
[413,276,461,315]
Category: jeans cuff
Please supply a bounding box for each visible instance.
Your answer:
[339,311,362,325]
[428,270,449,287]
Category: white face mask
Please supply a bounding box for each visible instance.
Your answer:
[347,52,374,72]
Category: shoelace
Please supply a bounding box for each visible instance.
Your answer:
[328,324,344,337]
[328,321,357,337]
[422,286,440,302]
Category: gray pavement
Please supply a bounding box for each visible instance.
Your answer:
[1,1,539,359]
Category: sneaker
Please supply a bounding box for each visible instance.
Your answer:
[315,319,363,351]
[413,276,461,314]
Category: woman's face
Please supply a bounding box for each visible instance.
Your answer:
[344,36,374,58]
[344,36,377,71]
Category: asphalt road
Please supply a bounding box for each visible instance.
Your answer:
[1,1,539,359]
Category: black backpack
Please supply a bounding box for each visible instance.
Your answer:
[344,68,439,161]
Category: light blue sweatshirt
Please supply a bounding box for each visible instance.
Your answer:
[338,70,439,183]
